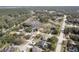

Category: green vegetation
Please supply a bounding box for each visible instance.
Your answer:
[51,25,60,35]
[35,34,41,39]
[47,36,58,51]
[25,27,32,32]
[22,23,31,27]
[24,35,31,39]
[38,15,49,23]
[0,8,31,30]
[0,34,16,48]
[61,40,67,52]
[0,7,66,52]
[0,30,4,36]
[0,8,31,47]
[64,27,79,35]
[69,34,79,42]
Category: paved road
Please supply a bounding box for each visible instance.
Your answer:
[56,15,67,52]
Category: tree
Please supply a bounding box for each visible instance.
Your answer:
[69,34,79,42]
[47,36,58,51]
[0,29,4,37]
[25,27,32,32]
[22,23,31,27]
[38,15,49,23]
[64,27,70,34]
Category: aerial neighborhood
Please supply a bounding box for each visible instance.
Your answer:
[0,6,79,52]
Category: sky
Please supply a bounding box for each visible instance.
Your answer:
[0,0,79,6]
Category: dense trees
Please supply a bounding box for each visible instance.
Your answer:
[0,34,16,44]
[69,34,79,42]
[66,15,79,25]
[0,9,31,47]
[51,26,60,35]
[64,27,79,52]
[0,8,65,52]
[0,30,4,36]
[38,15,49,23]
[0,34,16,48]
[0,8,31,30]
[64,27,79,35]
[47,36,58,51]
